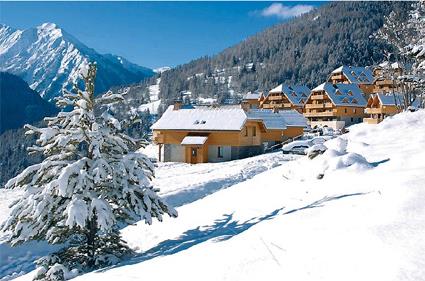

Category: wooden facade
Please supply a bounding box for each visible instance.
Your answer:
[259,85,310,113]
[304,83,367,129]
[151,104,306,164]
[363,94,400,124]
[153,120,302,164]
[328,66,375,96]
[260,92,302,112]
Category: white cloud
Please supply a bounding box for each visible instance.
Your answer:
[260,3,314,19]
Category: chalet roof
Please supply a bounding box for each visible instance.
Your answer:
[274,109,309,127]
[376,93,402,106]
[243,92,261,100]
[151,105,307,131]
[247,110,287,130]
[312,82,367,107]
[331,65,374,84]
[151,105,246,131]
[269,84,311,106]
[181,136,208,145]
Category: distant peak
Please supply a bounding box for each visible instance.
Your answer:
[39,22,59,30]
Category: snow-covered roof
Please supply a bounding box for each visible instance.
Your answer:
[243,92,260,100]
[269,84,311,106]
[247,109,307,129]
[312,83,367,107]
[376,93,402,106]
[331,65,374,84]
[181,136,208,145]
[151,105,307,132]
[247,110,287,130]
[151,105,246,131]
[274,109,308,127]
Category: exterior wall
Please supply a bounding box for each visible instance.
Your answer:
[363,104,400,124]
[231,145,264,160]
[164,144,185,162]
[310,120,346,130]
[208,145,232,162]
[304,90,365,129]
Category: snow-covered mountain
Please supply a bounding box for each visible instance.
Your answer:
[0,23,154,101]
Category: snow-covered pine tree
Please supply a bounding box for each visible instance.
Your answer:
[1,62,177,280]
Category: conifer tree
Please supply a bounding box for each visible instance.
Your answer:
[1,63,177,280]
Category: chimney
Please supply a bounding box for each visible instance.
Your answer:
[241,101,250,111]
[173,98,182,110]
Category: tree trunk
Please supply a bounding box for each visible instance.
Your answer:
[86,214,97,268]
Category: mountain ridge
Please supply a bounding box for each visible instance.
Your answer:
[0,22,154,101]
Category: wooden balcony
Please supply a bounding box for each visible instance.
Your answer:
[331,74,344,80]
[363,117,381,124]
[365,108,383,115]
[268,95,283,101]
[304,111,337,117]
[305,102,333,109]
[310,94,326,100]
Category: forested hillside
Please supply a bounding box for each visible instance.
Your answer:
[120,1,410,115]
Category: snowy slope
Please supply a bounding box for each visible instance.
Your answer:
[2,110,425,280]
[0,23,154,101]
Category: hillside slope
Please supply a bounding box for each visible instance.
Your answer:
[0,23,154,101]
[119,1,410,114]
[2,110,425,280]
[0,72,57,133]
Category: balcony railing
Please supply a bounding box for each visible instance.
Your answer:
[310,94,326,100]
[363,118,381,124]
[305,102,333,109]
[304,111,336,117]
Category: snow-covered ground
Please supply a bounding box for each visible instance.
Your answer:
[1,110,425,281]
[137,78,161,115]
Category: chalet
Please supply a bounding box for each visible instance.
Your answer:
[364,93,401,124]
[241,92,261,109]
[151,104,307,164]
[372,62,404,94]
[328,65,375,96]
[260,84,311,113]
[304,82,367,130]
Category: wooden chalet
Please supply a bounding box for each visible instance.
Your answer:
[364,93,401,124]
[259,84,311,113]
[328,65,375,96]
[151,103,307,164]
[241,92,261,109]
[372,62,404,94]
[304,82,367,129]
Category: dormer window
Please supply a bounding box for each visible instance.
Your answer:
[200,120,206,124]
[347,91,353,96]
[342,98,349,103]
[194,120,200,124]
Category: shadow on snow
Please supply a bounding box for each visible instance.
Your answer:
[104,192,365,272]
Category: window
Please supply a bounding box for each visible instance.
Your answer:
[252,126,257,137]
[353,108,356,113]
[244,126,248,137]
[358,118,362,122]
[344,108,347,113]
[217,146,223,158]
[191,148,197,157]
[351,118,354,122]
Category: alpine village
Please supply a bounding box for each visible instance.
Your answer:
[1,1,425,281]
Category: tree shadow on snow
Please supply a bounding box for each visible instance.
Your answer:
[369,158,390,167]
[103,192,365,272]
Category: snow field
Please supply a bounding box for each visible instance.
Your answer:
[2,110,425,281]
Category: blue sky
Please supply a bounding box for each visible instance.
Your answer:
[1,2,323,69]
